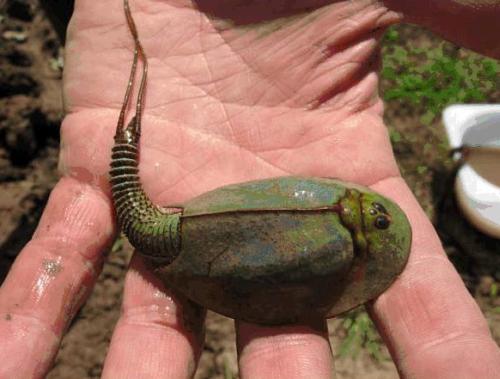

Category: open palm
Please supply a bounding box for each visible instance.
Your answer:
[1,0,499,378]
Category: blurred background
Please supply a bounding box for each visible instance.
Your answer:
[0,1,499,378]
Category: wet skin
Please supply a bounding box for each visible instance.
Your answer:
[0,1,499,379]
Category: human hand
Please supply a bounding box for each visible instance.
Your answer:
[1,0,499,378]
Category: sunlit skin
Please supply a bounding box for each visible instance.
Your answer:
[0,0,499,378]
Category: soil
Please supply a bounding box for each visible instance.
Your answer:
[0,2,498,378]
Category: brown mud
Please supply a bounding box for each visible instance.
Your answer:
[0,2,498,378]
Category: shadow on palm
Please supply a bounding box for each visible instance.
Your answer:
[193,0,334,24]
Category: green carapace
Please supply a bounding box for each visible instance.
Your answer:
[110,0,412,325]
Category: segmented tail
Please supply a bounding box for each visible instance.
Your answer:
[109,0,181,263]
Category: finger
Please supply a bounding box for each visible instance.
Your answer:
[369,176,500,379]
[383,0,500,59]
[102,254,205,379]
[0,176,115,378]
[237,320,334,379]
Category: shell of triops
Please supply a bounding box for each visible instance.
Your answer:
[146,177,412,325]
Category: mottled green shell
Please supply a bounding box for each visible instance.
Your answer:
[182,177,348,214]
[150,177,412,325]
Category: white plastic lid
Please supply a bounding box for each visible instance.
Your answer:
[442,104,500,238]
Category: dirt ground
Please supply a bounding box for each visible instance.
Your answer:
[0,2,498,378]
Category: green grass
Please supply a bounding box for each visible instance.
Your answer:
[111,236,124,253]
[338,309,385,361]
[222,356,237,379]
[382,27,499,125]
[491,283,499,298]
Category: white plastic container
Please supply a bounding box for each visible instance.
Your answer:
[443,104,500,239]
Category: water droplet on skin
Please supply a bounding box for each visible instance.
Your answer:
[150,304,160,312]
[160,304,176,318]
[33,274,51,302]
[151,291,178,322]
[153,289,166,298]
[43,258,63,277]
[33,257,63,302]
[153,161,163,175]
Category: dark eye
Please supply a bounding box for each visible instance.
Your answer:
[372,202,388,214]
[374,215,390,230]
